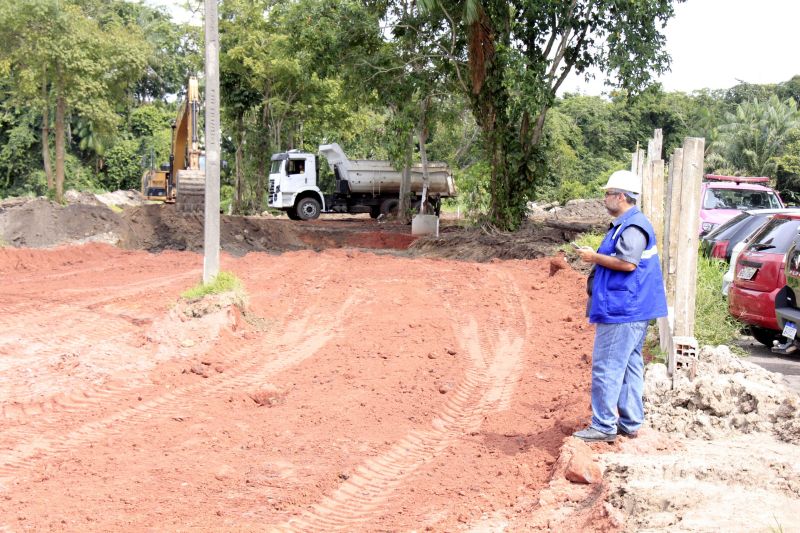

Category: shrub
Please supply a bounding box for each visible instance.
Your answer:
[181,271,243,300]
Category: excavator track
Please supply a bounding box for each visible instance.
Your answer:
[176,169,206,213]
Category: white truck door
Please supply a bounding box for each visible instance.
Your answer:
[286,157,308,190]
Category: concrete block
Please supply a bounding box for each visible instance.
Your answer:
[412,214,439,237]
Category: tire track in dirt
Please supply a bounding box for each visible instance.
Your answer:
[0,286,364,494]
[279,266,529,531]
[0,271,202,414]
[0,254,357,476]
[0,250,332,416]
[0,252,302,419]
[0,268,199,331]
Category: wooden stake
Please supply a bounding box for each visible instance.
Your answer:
[673,138,705,337]
[664,148,684,306]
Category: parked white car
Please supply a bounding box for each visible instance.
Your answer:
[722,240,748,296]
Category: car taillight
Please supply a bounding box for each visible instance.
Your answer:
[711,240,729,259]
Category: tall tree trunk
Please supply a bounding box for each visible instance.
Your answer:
[41,76,54,191]
[255,148,265,213]
[398,131,413,223]
[417,97,431,214]
[234,115,244,214]
[54,75,66,203]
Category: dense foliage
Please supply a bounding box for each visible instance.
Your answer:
[1,0,800,220]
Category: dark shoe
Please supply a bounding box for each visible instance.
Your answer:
[573,427,616,442]
[617,425,638,439]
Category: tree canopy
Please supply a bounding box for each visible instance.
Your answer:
[1,0,800,217]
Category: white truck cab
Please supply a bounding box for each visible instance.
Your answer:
[268,150,325,220]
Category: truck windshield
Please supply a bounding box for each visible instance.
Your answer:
[270,160,282,174]
[703,189,781,210]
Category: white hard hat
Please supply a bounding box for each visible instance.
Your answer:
[603,170,642,195]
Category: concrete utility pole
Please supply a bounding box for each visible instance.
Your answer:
[203,0,221,283]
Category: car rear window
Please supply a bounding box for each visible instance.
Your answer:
[745,218,800,253]
[706,212,749,239]
[729,215,771,241]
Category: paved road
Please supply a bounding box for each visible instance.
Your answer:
[738,337,800,393]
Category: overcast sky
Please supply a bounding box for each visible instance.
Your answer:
[147,0,800,95]
[562,0,800,94]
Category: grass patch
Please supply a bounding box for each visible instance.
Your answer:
[107,204,123,213]
[560,231,604,256]
[694,256,742,348]
[181,271,243,300]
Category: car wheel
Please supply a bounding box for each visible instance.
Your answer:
[750,326,779,347]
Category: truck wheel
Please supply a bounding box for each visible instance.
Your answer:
[296,197,321,220]
[286,208,300,220]
[380,198,399,217]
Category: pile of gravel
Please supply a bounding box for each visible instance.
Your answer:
[644,345,800,443]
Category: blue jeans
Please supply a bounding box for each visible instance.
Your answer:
[590,321,649,434]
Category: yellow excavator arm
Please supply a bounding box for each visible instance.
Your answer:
[169,77,205,212]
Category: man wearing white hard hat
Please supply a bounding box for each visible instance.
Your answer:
[573,170,667,442]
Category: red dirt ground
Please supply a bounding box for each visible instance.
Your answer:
[0,243,610,531]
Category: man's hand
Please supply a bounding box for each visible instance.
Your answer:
[575,246,595,263]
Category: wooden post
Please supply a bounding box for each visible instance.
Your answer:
[672,138,705,338]
[641,155,653,219]
[630,142,640,173]
[664,148,684,306]
[636,148,646,183]
[649,129,663,161]
[650,159,666,255]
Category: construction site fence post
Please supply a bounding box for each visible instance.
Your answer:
[672,137,704,337]
[664,148,684,306]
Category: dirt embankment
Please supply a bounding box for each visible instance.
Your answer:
[0,193,611,259]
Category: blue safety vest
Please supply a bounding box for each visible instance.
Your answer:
[589,207,668,324]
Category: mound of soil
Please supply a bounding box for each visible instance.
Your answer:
[410,221,581,262]
[529,198,612,225]
[0,198,125,247]
[597,348,800,531]
[644,345,800,443]
[1,196,588,260]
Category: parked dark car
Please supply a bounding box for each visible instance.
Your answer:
[701,208,800,262]
[728,214,800,346]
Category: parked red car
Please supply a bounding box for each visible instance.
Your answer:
[728,213,800,346]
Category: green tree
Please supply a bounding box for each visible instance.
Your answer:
[219,0,383,213]
[711,96,800,179]
[0,0,149,201]
[416,0,681,229]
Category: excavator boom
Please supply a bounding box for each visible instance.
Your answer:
[140,77,205,212]
[171,77,205,212]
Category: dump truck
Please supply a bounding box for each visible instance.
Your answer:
[267,143,456,220]
[141,77,205,212]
